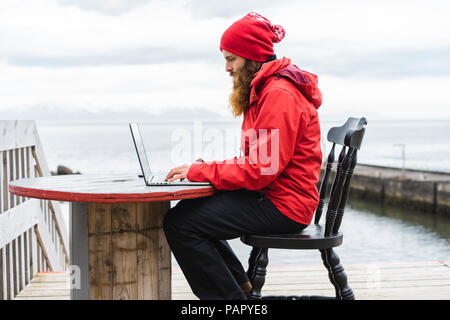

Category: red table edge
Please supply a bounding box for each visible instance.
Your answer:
[9,184,216,204]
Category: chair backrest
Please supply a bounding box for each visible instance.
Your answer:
[314,117,367,236]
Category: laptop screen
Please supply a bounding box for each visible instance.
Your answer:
[129,123,153,180]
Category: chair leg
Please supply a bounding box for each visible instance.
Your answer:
[320,248,355,300]
[246,247,259,282]
[246,247,268,300]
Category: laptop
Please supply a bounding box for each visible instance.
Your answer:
[129,123,211,186]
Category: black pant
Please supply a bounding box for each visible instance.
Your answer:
[163,189,307,300]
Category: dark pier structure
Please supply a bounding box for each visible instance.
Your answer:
[324,163,450,217]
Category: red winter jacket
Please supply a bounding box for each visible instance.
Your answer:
[187,57,323,225]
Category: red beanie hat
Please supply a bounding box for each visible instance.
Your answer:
[220,12,286,62]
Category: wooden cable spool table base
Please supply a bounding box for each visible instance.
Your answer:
[87,201,170,300]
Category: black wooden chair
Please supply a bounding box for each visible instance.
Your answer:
[240,117,367,300]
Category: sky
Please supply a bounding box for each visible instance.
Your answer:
[1,0,450,121]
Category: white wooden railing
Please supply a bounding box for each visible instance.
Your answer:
[0,120,69,300]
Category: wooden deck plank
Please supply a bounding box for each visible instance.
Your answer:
[14,261,450,300]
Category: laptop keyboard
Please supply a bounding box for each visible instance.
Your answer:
[151,175,172,184]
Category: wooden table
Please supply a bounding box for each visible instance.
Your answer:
[9,174,215,300]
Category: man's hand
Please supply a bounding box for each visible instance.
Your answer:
[165,159,204,182]
[165,164,189,182]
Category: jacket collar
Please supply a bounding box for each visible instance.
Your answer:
[249,57,291,105]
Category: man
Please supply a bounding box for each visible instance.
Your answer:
[163,12,323,300]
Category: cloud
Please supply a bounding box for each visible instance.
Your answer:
[0,0,231,69]
[0,0,450,120]
[2,0,450,78]
[58,0,153,16]
[2,60,450,120]
[286,46,450,78]
[183,0,293,18]
[0,61,233,116]
[8,46,217,67]
[317,74,450,120]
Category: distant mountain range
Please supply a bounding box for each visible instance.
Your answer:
[1,105,236,123]
[1,104,392,124]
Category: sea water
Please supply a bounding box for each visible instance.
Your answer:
[37,119,450,266]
